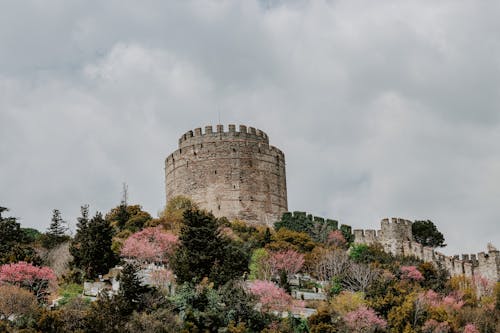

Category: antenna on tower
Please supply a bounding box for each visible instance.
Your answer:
[121,182,128,206]
[218,109,221,125]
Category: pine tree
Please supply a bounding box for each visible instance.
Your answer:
[171,209,249,287]
[117,263,151,313]
[42,209,69,249]
[70,208,118,279]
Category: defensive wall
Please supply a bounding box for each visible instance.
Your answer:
[353,218,500,282]
[165,124,287,226]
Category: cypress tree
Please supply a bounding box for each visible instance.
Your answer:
[42,209,69,249]
[70,208,118,279]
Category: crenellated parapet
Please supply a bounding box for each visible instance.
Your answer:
[354,218,499,282]
[178,124,270,148]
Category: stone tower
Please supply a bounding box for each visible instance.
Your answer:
[165,124,287,226]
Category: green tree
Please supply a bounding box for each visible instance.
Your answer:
[0,207,40,265]
[106,205,152,233]
[117,263,151,313]
[171,209,249,287]
[70,207,118,279]
[412,220,446,248]
[42,209,69,249]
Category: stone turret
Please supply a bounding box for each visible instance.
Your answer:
[165,124,287,226]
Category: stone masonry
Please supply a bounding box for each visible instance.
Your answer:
[165,124,287,226]
[354,218,500,282]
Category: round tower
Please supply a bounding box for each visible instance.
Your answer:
[165,124,287,226]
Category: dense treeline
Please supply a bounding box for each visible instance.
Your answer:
[0,200,499,332]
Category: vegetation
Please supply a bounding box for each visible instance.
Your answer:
[0,203,498,332]
[412,220,446,248]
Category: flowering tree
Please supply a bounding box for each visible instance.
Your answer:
[422,319,451,333]
[462,324,479,333]
[326,230,346,248]
[401,266,424,281]
[248,280,299,313]
[121,226,179,264]
[0,261,56,302]
[268,249,304,277]
[343,306,387,333]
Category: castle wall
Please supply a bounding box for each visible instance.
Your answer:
[353,218,499,282]
[165,124,287,226]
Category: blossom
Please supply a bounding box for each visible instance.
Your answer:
[267,249,304,277]
[121,226,178,264]
[0,261,56,302]
[343,306,387,333]
[248,280,301,313]
[400,265,424,281]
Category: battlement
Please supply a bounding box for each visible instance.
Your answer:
[178,124,269,148]
[354,218,499,282]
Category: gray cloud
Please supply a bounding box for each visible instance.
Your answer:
[1,0,499,254]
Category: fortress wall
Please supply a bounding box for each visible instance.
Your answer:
[354,218,499,282]
[165,124,287,226]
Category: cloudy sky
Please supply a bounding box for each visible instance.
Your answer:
[1,0,499,254]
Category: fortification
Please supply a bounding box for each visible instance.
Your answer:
[354,219,500,282]
[165,124,287,226]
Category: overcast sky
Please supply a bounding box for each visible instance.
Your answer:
[1,1,499,254]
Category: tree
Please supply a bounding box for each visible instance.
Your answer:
[247,280,298,313]
[0,284,39,319]
[343,306,387,333]
[121,226,178,264]
[42,209,69,249]
[412,220,446,248]
[106,204,152,233]
[0,261,56,302]
[171,209,249,287]
[70,208,118,279]
[155,195,198,233]
[400,266,424,282]
[0,207,25,263]
[117,263,152,313]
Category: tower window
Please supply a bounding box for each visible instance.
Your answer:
[214,170,217,174]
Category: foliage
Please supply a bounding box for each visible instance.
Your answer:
[0,207,40,265]
[330,291,367,315]
[117,263,152,314]
[172,280,268,332]
[155,195,198,233]
[249,248,272,280]
[171,209,249,287]
[106,204,152,233]
[267,228,316,253]
[0,261,56,302]
[121,226,178,264]
[57,283,84,306]
[70,207,118,279]
[41,209,69,249]
[412,220,446,248]
[0,284,39,319]
[274,211,340,243]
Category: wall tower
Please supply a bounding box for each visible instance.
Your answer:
[165,124,287,226]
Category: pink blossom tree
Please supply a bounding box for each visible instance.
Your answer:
[422,319,451,333]
[462,324,479,333]
[121,226,179,265]
[0,261,56,302]
[401,266,424,281]
[268,249,304,277]
[343,306,387,333]
[326,230,347,248]
[248,280,301,313]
